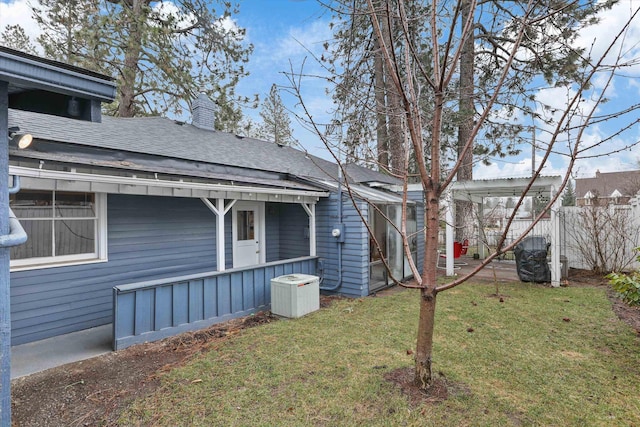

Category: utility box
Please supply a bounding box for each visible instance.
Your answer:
[270,274,320,318]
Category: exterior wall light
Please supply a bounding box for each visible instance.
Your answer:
[8,127,33,149]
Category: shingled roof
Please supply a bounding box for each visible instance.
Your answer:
[575,169,640,199]
[8,108,399,186]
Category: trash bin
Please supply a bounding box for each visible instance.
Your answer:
[514,236,551,283]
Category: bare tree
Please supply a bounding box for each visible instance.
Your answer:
[288,0,640,390]
[565,202,640,274]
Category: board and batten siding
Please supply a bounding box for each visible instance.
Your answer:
[9,194,219,345]
[316,192,369,298]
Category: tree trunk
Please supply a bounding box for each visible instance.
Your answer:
[373,34,389,169]
[414,287,437,388]
[414,182,441,388]
[455,0,475,241]
[118,0,143,117]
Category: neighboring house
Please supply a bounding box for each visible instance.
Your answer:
[4,51,424,350]
[575,169,640,206]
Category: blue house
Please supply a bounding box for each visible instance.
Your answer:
[4,49,424,351]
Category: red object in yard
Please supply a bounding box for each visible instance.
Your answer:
[461,239,469,255]
[454,241,463,258]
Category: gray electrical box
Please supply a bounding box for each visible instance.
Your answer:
[270,274,320,318]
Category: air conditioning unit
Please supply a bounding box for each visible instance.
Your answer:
[270,274,320,318]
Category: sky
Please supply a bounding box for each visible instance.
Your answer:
[1,0,640,181]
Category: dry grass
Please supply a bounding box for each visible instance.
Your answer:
[120,282,640,426]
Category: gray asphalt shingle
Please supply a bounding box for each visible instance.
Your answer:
[9,109,398,185]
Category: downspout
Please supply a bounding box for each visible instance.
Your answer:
[320,167,343,291]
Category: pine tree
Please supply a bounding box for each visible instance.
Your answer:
[257,84,296,146]
[0,25,38,54]
[562,180,576,206]
[31,0,253,126]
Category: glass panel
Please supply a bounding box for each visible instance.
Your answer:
[10,220,52,259]
[55,219,96,255]
[404,205,418,277]
[386,205,403,280]
[10,190,53,219]
[237,210,255,241]
[55,192,96,218]
[370,205,387,262]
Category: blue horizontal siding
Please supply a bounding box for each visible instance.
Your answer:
[316,193,369,298]
[9,194,218,345]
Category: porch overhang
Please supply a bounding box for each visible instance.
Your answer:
[9,165,328,204]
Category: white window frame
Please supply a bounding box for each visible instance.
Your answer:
[10,192,108,271]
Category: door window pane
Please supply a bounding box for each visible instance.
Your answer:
[237,210,255,241]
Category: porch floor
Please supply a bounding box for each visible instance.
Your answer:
[11,324,111,379]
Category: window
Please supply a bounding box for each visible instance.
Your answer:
[10,190,107,269]
[237,210,255,241]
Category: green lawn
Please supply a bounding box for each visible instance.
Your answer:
[120,282,640,426]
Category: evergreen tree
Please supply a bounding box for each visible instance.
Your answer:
[0,25,38,54]
[257,84,296,146]
[31,0,254,126]
[562,180,576,206]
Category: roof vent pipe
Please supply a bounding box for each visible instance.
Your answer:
[67,96,81,117]
[191,93,216,131]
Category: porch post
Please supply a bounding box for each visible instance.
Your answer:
[550,187,561,287]
[477,200,484,259]
[216,199,226,271]
[302,203,316,256]
[445,192,455,276]
[201,198,237,272]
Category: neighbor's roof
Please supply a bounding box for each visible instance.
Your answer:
[9,109,398,186]
[575,169,640,198]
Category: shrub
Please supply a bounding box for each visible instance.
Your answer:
[607,248,640,306]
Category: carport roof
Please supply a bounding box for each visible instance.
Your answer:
[449,176,563,203]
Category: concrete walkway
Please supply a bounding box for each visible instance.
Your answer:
[11,324,112,379]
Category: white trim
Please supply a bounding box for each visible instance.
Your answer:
[302,203,316,256]
[10,191,108,270]
[10,257,108,272]
[10,165,327,200]
[231,201,265,268]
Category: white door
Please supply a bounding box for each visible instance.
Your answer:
[232,202,264,268]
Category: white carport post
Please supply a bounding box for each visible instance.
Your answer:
[301,203,316,256]
[445,191,455,276]
[201,198,237,272]
[549,186,561,287]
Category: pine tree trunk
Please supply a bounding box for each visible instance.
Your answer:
[373,35,389,170]
[456,0,475,241]
[118,0,144,117]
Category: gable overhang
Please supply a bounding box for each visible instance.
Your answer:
[0,48,116,102]
[10,165,327,204]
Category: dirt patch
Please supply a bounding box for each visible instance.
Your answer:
[11,311,278,427]
[10,277,640,425]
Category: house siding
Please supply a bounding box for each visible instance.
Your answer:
[278,203,310,260]
[316,192,369,298]
[10,194,218,345]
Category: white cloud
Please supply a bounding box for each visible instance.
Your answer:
[0,0,40,42]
